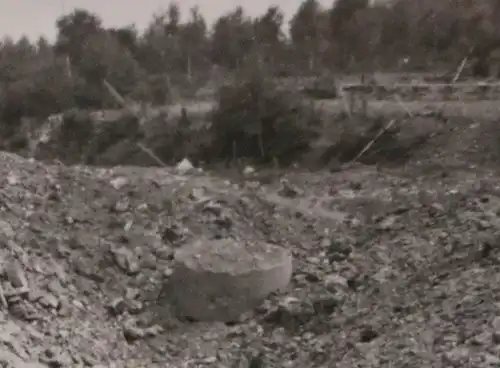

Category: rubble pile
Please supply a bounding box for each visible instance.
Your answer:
[0,152,500,367]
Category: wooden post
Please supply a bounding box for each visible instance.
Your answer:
[361,74,367,116]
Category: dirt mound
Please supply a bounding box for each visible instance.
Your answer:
[383,113,500,169]
[1,151,500,366]
[300,114,445,170]
[17,101,477,171]
[308,110,500,170]
[11,105,500,191]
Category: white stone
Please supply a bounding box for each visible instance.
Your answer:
[165,239,292,322]
[175,158,194,174]
[243,166,255,176]
[109,176,128,190]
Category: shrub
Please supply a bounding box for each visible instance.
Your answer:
[83,111,143,164]
[37,108,96,163]
[208,72,321,165]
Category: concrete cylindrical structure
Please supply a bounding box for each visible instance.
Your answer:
[165,238,292,322]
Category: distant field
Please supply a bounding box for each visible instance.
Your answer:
[96,72,500,122]
[170,99,500,121]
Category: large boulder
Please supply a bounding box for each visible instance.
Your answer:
[165,238,292,322]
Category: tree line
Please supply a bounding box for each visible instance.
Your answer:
[0,0,498,126]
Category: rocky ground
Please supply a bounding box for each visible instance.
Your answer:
[2,118,500,368]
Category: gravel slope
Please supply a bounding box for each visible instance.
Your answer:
[0,151,500,367]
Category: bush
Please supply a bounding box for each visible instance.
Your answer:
[208,72,321,165]
[31,108,145,165]
[34,108,95,163]
[82,111,143,164]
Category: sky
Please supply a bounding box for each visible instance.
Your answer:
[0,0,338,42]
